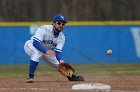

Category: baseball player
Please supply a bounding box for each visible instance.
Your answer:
[24,14,84,83]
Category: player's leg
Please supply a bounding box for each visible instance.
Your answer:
[41,54,59,69]
[27,60,38,83]
[24,40,42,83]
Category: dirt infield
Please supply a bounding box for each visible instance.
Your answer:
[0,75,140,92]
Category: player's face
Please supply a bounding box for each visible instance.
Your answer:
[54,21,66,32]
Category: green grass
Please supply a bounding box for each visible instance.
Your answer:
[73,64,140,76]
[0,64,140,78]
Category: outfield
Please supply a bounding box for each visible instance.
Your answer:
[0,64,140,92]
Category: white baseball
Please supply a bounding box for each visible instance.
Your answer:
[107,50,112,55]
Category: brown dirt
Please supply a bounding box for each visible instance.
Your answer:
[0,75,140,92]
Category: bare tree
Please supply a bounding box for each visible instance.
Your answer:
[0,0,140,21]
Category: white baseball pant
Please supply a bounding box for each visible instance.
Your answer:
[24,40,59,69]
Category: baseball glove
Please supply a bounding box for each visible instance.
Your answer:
[58,63,75,77]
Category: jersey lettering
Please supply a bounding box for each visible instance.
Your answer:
[43,40,57,47]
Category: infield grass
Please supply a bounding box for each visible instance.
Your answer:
[0,64,140,78]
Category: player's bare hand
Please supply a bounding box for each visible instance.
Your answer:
[59,60,64,63]
[46,50,55,57]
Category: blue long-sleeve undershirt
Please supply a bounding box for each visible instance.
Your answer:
[55,51,62,61]
[33,39,63,61]
[33,39,47,53]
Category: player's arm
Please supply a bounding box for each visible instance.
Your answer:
[33,38,55,57]
[54,35,65,63]
[54,49,64,63]
[33,38,47,53]
[32,26,47,53]
[32,26,55,56]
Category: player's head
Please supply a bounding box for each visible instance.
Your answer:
[53,14,67,23]
[53,14,67,32]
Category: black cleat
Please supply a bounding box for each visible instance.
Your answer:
[67,74,85,81]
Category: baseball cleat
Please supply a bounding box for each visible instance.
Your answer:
[27,74,34,83]
[67,74,85,81]
[27,77,33,83]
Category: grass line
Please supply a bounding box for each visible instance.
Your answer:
[0,64,140,78]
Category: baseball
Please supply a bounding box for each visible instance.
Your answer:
[107,49,112,55]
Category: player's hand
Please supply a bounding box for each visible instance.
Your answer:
[59,60,64,63]
[46,50,55,57]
